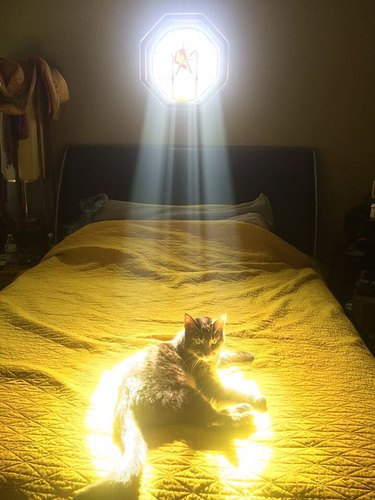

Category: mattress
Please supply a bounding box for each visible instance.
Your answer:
[0,220,374,499]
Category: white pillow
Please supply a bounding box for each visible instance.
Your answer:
[93,193,274,231]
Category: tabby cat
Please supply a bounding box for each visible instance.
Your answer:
[75,313,266,499]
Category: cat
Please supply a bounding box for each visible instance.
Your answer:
[75,313,266,499]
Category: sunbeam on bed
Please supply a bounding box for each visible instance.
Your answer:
[209,369,273,482]
[85,362,273,486]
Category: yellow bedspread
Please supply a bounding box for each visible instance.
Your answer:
[1,220,374,499]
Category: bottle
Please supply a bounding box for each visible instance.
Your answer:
[4,233,17,263]
[370,203,375,219]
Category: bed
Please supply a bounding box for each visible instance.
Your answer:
[1,145,374,500]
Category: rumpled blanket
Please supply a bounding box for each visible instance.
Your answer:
[0,220,374,499]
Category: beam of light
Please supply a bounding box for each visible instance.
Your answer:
[85,361,273,485]
[132,94,234,206]
[129,97,174,205]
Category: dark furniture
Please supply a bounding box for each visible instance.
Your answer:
[330,207,375,353]
[0,262,32,290]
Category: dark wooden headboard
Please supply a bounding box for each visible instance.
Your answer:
[55,144,318,256]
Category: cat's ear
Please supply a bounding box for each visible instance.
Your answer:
[184,313,197,331]
[214,314,227,334]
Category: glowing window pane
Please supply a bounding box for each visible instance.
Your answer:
[140,14,228,105]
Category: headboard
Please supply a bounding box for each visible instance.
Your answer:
[55,145,318,256]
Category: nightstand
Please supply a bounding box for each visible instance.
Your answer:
[0,262,33,290]
[330,207,375,304]
[330,205,375,354]
[0,228,49,291]
[351,294,375,354]
[330,250,365,306]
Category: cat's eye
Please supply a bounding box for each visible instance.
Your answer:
[211,338,218,345]
[194,339,204,345]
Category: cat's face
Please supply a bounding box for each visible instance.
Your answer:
[183,313,226,362]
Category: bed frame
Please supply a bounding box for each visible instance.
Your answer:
[55,144,318,256]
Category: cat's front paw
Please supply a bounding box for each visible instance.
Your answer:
[221,404,254,429]
[236,351,255,362]
[210,404,254,429]
[251,396,267,412]
[228,403,253,415]
[229,411,254,429]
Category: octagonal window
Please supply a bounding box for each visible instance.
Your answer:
[140,13,229,105]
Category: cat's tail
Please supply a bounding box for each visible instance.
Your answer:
[110,405,148,485]
[74,407,147,499]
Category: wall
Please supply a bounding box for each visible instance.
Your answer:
[1,0,374,262]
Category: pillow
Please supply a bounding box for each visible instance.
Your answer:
[228,211,273,230]
[63,193,109,236]
[93,193,274,231]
